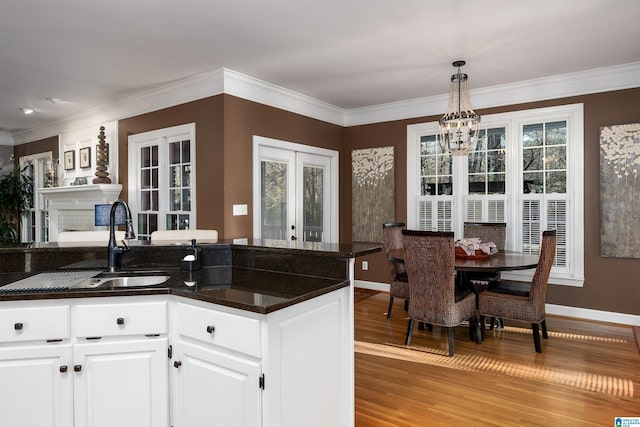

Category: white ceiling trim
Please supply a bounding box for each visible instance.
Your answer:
[344,62,640,126]
[12,62,640,145]
[222,68,347,125]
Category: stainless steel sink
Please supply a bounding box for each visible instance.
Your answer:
[94,275,171,288]
[73,273,171,289]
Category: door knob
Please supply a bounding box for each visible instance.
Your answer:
[116,317,125,325]
[174,361,182,368]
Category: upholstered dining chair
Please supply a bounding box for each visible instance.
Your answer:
[401,230,478,356]
[382,222,409,318]
[463,222,506,251]
[478,230,557,353]
[462,222,507,328]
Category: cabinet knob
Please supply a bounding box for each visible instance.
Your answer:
[173,361,182,369]
[116,317,125,325]
[14,322,23,330]
[206,325,215,334]
[59,365,68,373]
[74,365,82,372]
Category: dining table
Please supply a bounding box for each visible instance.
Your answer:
[387,248,539,273]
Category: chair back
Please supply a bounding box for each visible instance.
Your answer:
[150,229,218,244]
[382,222,406,280]
[401,230,457,325]
[463,222,506,250]
[529,230,557,306]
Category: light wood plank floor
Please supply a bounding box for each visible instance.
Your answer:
[354,291,640,427]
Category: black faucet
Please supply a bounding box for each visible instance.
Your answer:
[107,199,136,272]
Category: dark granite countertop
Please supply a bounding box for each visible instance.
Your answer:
[0,239,381,259]
[0,266,349,314]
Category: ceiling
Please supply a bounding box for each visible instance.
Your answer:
[2,0,639,136]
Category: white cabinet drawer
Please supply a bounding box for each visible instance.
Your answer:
[176,303,261,357]
[0,305,70,343]
[76,301,167,338]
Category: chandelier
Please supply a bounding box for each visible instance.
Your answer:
[439,60,481,155]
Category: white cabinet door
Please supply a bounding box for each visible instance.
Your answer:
[172,340,261,427]
[264,287,352,427]
[0,344,73,427]
[73,338,169,427]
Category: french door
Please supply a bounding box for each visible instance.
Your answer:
[253,136,338,243]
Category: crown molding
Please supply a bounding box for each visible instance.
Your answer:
[222,68,347,125]
[344,62,640,126]
[12,62,640,144]
[13,69,226,145]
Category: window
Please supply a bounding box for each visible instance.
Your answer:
[407,104,584,286]
[128,123,196,240]
[19,152,52,243]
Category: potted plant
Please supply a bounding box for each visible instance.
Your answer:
[0,164,33,243]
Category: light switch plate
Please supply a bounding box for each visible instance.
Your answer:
[233,204,248,216]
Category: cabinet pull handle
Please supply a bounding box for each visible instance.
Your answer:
[14,322,23,330]
[74,365,82,372]
[59,365,68,373]
[206,325,215,334]
[116,317,125,325]
[173,361,182,369]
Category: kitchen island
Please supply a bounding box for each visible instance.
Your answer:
[0,240,380,427]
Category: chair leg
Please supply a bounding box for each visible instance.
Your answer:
[532,323,542,353]
[386,296,395,319]
[541,319,548,339]
[479,316,485,343]
[447,327,455,357]
[405,319,415,346]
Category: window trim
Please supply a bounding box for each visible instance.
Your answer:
[128,123,196,236]
[407,104,584,287]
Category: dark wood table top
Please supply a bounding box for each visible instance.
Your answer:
[388,249,538,273]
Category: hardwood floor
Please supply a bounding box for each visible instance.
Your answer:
[354,291,640,426]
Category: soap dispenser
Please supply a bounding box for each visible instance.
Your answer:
[181,239,201,271]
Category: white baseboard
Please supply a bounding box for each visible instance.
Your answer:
[354,281,640,327]
[354,280,390,292]
[545,304,640,327]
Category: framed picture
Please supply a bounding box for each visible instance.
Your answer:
[80,147,91,168]
[64,150,75,170]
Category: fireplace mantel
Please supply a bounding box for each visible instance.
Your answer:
[40,184,122,208]
[40,184,123,240]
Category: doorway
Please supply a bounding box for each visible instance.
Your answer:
[252,136,338,243]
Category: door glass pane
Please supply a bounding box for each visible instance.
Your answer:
[261,160,288,240]
[303,165,323,242]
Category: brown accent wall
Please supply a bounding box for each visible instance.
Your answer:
[13,135,59,166]
[345,87,640,316]
[222,95,343,239]
[117,95,343,240]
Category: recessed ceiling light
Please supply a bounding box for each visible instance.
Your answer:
[20,108,34,115]
[47,97,63,104]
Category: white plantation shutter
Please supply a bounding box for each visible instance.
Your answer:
[438,200,453,232]
[547,200,567,267]
[465,197,505,223]
[465,200,483,222]
[417,198,452,231]
[521,199,541,254]
[417,199,432,230]
[488,199,505,222]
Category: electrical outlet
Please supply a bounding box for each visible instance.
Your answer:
[362,261,368,270]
